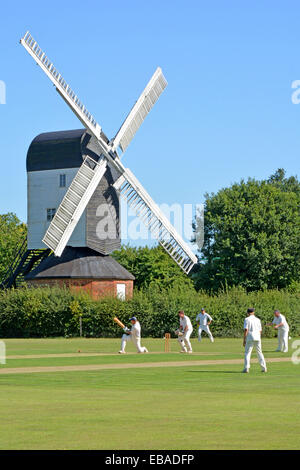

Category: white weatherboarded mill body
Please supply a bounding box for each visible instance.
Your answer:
[27,129,121,255]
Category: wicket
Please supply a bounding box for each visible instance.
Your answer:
[164,333,171,352]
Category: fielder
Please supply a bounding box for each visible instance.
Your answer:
[243,308,267,373]
[268,310,290,353]
[177,310,193,353]
[119,316,148,354]
[196,308,214,343]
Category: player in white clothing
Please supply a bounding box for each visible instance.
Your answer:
[177,310,193,353]
[243,308,267,373]
[119,317,148,354]
[267,310,290,353]
[196,308,214,343]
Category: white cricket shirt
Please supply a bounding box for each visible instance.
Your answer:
[272,314,289,331]
[131,321,141,338]
[196,312,212,326]
[244,315,262,341]
[180,315,193,332]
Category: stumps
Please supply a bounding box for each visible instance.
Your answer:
[164,333,171,353]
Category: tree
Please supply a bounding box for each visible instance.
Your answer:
[193,170,300,291]
[267,168,300,196]
[112,244,195,291]
[0,213,27,281]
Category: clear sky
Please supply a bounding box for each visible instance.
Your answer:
[0,1,299,246]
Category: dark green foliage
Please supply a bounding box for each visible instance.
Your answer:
[112,244,194,290]
[0,285,299,338]
[267,168,300,196]
[0,213,27,280]
[193,169,300,291]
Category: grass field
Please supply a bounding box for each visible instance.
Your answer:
[0,337,299,450]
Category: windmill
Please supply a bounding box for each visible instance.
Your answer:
[1,31,197,292]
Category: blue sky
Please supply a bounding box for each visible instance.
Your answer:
[0,1,299,246]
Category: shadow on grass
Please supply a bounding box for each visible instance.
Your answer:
[187,370,241,374]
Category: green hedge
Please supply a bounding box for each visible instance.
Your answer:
[0,285,299,338]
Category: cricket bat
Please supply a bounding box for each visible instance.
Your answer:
[113,317,126,329]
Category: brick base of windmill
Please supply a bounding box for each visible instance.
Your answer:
[25,246,134,300]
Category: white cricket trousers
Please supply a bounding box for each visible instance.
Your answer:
[244,339,266,370]
[178,330,193,352]
[277,328,289,352]
[121,334,147,353]
[198,325,214,342]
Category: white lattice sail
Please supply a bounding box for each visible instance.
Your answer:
[113,68,167,153]
[20,31,105,145]
[114,169,197,274]
[43,156,107,256]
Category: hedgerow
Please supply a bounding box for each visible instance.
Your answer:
[0,285,299,338]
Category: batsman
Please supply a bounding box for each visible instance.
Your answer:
[114,316,148,354]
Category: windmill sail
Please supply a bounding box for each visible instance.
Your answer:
[21,31,111,256]
[112,68,167,153]
[43,156,107,256]
[20,31,107,150]
[114,169,197,274]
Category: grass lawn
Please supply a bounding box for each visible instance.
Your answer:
[0,337,299,450]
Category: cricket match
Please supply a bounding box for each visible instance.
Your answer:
[0,0,299,461]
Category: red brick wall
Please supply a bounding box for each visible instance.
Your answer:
[26,278,134,300]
